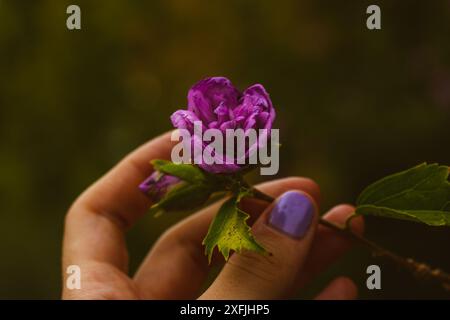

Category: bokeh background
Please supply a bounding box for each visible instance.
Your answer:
[1,0,449,299]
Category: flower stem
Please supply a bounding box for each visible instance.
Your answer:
[250,187,450,292]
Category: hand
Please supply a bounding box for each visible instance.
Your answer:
[62,132,364,299]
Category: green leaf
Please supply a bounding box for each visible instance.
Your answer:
[146,160,223,216]
[356,205,450,226]
[355,163,450,226]
[202,196,266,262]
[151,159,206,184]
[150,183,213,216]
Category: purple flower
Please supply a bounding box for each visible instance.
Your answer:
[170,77,276,173]
[139,171,181,203]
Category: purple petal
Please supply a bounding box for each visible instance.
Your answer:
[256,111,270,127]
[239,84,275,131]
[243,113,257,130]
[168,77,276,175]
[170,110,201,133]
[241,84,273,112]
[139,171,181,202]
[208,121,219,129]
[187,77,240,124]
[219,120,237,131]
[214,102,230,124]
[264,107,276,130]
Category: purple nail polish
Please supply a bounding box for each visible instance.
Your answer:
[268,191,315,238]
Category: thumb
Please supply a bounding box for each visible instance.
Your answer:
[200,191,318,299]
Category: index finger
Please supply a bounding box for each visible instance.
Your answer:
[63,131,174,270]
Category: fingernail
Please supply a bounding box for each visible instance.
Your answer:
[268,191,315,238]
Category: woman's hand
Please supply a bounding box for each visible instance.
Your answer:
[62,132,364,299]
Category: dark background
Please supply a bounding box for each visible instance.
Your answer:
[1,0,449,299]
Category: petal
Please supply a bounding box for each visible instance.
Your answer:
[239,84,276,130]
[138,171,160,194]
[214,102,231,124]
[219,120,237,131]
[264,107,276,130]
[208,121,219,129]
[187,77,240,123]
[170,110,201,132]
[241,84,273,113]
[139,172,181,202]
[243,113,257,130]
[256,111,269,127]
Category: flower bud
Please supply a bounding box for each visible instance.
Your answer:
[139,171,181,203]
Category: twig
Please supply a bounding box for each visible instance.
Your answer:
[250,187,450,292]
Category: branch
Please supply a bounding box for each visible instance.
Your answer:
[250,187,450,292]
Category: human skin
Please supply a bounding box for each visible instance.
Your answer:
[62,131,364,299]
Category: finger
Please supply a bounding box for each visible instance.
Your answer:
[63,131,175,272]
[297,205,364,288]
[315,277,358,300]
[200,190,319,300]
[133,177,320,299]
[71,131,176,228]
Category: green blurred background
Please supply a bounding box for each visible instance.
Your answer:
[1,0,449,299]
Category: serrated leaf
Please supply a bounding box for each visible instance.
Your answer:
[355,163,450,226]
[151,159,206,183]
[356,205,450,226]
[202,196,266,262]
